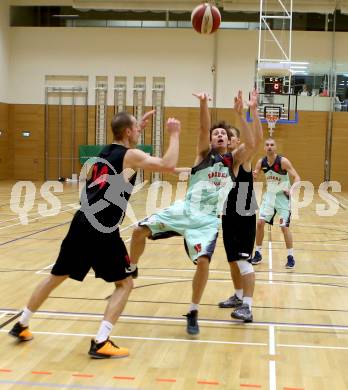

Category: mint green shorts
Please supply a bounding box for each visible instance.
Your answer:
[139,201,220,263]
[259,191,291,227]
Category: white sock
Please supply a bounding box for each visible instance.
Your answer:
[189,303,199,312]
[288,248,294,256]
[19,307,34,327]
[243,297,253,309]
[95,320,113,344]
[235,289,243,300]
[256,246,262,253]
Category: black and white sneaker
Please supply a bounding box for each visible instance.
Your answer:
[231,304,253,323]
[218,294,243,308]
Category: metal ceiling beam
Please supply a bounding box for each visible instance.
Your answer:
[10,0,348,14]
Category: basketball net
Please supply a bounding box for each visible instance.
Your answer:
[266,114,279,137]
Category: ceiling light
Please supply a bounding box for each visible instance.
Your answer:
[291,70,307,74]
[281,61,309,65]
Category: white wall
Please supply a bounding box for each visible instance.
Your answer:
[8,27,348,107]
[9,28,217,106]
[0,0,9,103]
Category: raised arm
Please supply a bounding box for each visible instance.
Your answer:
[124,118,180,172]
[192,92,211,164]
[249,89,263,149]
[232,90,256,165]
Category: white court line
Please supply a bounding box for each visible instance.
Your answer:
[0,203,76,225]
[0,329,266,347]
[0,327,347,352]
[98,266,348,281]
[269,325,276,355]
[272,242,348,247]
[0,204,79,232]
[269,360,276,390]
[269,324,276,390]
[0,312,7,319]
[2,309,348,331]
[0,182,148,230]
[36,263,55,275]
[270,272,348,280]
[34,271,345,288]
[278,343,348,351]
[136,268,348,280]
[296,222,348,228]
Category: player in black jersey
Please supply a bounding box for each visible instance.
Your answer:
[9,111,181,359]
[218,89,263,322]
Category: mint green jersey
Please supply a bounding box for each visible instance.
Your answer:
[138,150,235,263]
[184,151,234,216]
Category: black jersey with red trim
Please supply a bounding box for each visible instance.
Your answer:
[261,154,287,175]
[80,144,136,229]
[261,154,290,192]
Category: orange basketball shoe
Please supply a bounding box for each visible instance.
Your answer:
[88,338,129,359]
[9,322,33,341]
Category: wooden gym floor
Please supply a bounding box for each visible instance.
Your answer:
[0,181,347,390]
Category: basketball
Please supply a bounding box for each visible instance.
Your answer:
[191,3,221,34]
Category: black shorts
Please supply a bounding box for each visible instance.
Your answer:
[222,213,256,262]
[51,210,131,282]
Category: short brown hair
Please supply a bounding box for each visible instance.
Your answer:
[111,112,133,140]
[210,121,233,140]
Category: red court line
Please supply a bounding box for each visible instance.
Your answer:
[113,376,135,380]
[240,385,262,388]
[0,369,12,372]
[156,378,177,383]
[283,388,304,390]
[72,374,95,378]
[32,371,52,375]
[197,380,220,385]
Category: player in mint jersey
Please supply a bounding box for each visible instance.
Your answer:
[218,89,263,323]
[130,91,257,336]
[251,138,301,269]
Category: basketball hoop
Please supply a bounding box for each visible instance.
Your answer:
[266,113,279,137]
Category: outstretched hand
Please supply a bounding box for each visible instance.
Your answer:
[166,117,181,135]
[247,89,259,110]
[192,92,212,102]
[139,109,156,131]
[233,90,244,116]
